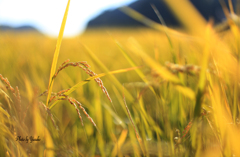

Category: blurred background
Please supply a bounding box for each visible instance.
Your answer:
[0,0,134,37]
[0,0,237,37]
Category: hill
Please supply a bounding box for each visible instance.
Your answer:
[86,0,236,29]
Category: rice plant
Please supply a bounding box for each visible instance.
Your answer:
[1,0,240,156]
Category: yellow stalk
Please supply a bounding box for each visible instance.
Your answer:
[46,0,71,106]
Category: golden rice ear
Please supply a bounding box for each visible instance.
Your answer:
[71,98,100,132]
[65,98,85,128]
[52,60,112,103]
[0,74,15,94]
[58,96,101,134]
[0,74,22,120]
[39,102,59,131]
[49,66,139,110]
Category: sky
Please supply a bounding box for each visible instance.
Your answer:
[0,0,134,37]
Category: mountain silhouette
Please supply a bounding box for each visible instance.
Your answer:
[86,0,236,29]
[0,25,40,32]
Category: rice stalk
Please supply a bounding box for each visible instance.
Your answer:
[48,66,140,110]
[119,6,196,40]
[0,105,10,118]
[128,38,196,100]
[15,86,21,119]
[164,0,206,36]
[128,38,181,84]
[150,3,176,63]
[22,103,31,122]
[111,129,128,157]
[46,0,71,107]
[193,24,212,120]
[211,56,232,120]
[205,115,222,151]
[83,44,135,102]
[180,111,208,142]
[122,87,145,156]
[116,41,157,98]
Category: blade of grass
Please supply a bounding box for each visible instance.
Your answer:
[116,42,157,96]
[228,0,234,15]
[138,90,153,141]
[164,0,206,36]
[128,38,195,100]
[220,1,240,123]
[102,103,126,129]
[127,39,195,99]
[111,129,128,157]
[82,44,134,102]
[65,67,140,96]
[119,6,197,41]
[150,4,176,63]
[128,38,180,84]
[194,24,212,118]
[44,127,55,157]
[0,106,10,118]
[46,0,71,106]
[123,87,146,156]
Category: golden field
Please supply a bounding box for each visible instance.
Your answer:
[1,1,240,156]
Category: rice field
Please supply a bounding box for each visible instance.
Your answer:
[1,0,240,156]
